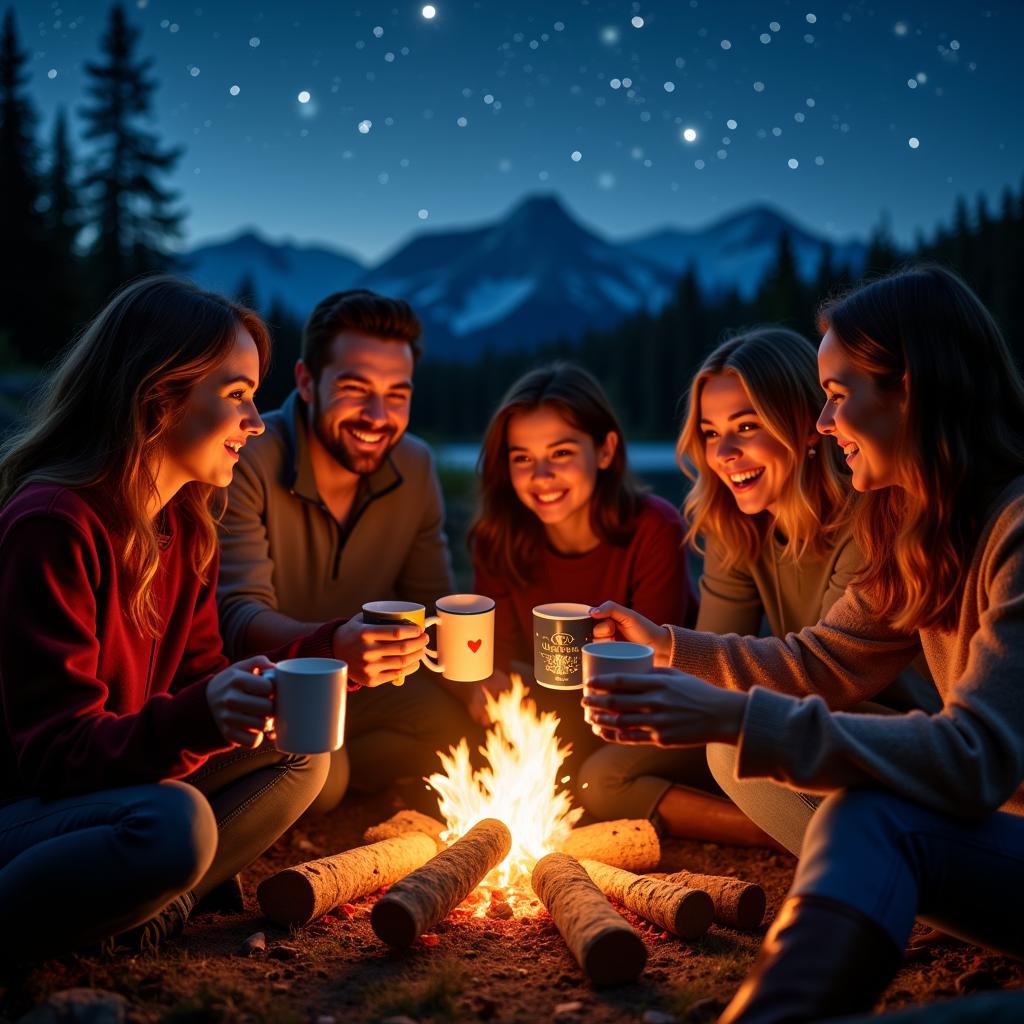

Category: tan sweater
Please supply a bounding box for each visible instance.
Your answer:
[669,477,1024,818]
[696,525,859,638]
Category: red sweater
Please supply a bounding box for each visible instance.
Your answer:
[473,494,697,674]
[0,484,338,801]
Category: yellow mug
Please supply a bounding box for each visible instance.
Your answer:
[361,600,426,687]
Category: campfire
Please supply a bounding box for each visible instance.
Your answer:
[426,676,582,908]
[257,676,766,986]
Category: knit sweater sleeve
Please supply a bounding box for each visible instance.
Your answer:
[667,584,920,708]
[0,516,229,798]
[733,506,1024,817]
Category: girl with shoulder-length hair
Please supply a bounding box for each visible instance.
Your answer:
[469,361,696,777]
[587,265,1024,1021]
[678,326,849,569]
[0,276,366,960]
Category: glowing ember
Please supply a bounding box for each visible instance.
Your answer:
[427,675,582,911]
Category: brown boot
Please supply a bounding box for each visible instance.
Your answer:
[719,894,902,1023]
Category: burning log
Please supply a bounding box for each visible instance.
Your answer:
[580,859,713,940]
[371,818,511,947]
[532,853,647,986]
[256,832,437,927]
[557,818,660,872]
[663,870,766,930]
[362,809,446,850]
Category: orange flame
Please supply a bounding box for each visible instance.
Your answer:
[427,675,582,911]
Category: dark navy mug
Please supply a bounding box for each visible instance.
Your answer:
[533,602,594,690]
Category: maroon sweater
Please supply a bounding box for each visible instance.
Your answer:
[473,494,697,673]
[0,484,338,801]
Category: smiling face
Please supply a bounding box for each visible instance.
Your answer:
[699,372,795,518]
[158,326,265,499]
[817,328,906,492]
[298,331,414,477]
[506,404,616,550]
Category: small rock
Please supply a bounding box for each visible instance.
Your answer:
[643,1011,679,1024]
[684,998,725,1023]
[470,994,498,1020]
[515,967,528,976]
[419,933,440,947]
[268,943,301,961]
[270,982,290,994]
[956,969,998,993]
[18,988,128,1024]
[238,931,266,956]
[553,1002,584,1022]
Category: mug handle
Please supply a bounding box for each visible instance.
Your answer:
[420,615,444,674]
[260,668,276,738]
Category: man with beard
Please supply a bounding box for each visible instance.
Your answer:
[217,289,477,812]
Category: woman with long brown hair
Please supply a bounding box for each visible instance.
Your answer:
[577,327,926,848]
[469,361,696,780]
[586,265,1024,1022]
[0,277,418,959]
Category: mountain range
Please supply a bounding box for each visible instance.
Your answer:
[182,195,866,360]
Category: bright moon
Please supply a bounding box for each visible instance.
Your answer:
[422,5,436,18]
[683,127,698,142]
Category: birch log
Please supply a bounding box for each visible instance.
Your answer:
[580,859,713,939]
[532,853,647,986]
[371,818,511,947]
[663,870,766,930]
[257,832,437,926]
[557,819,659,872]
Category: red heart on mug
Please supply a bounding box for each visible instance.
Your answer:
[468,639,482,653]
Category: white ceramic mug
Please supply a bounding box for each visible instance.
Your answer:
[421,594,495,682]
[582,641,655,684]
[267,657,347,754]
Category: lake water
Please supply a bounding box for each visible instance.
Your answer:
[437,441,679,473]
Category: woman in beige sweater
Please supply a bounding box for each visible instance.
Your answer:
[585,266,1024,1023]
[577,328,865,846]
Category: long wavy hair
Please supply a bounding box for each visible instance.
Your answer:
[469,362,645,586]
[678,328,850,568]
[0,276,270,638]
[820,264,1024,633]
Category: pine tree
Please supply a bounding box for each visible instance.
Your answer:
[233,272,260,310]
[80,4,184,300]
[0,9,48,364]
[864,211,902,276]
[40,107,85,361]
[756,230,804,325]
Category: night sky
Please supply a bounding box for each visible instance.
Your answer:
[17,0,1024,262]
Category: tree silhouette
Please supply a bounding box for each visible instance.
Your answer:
[40,107,85,362]
[0,9,47,364]
[80,3,184,301]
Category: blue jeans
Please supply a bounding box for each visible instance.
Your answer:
[792,788,1024,956]
[0,744,328,958]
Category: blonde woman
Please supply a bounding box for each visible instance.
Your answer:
[578,328,934,846]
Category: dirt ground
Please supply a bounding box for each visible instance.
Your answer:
[1,785,1021,1024]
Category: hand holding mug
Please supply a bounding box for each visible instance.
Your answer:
[206,655,276,747]
[582,667,747,747]
[331,613,427,687]
[589,601,673,665]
